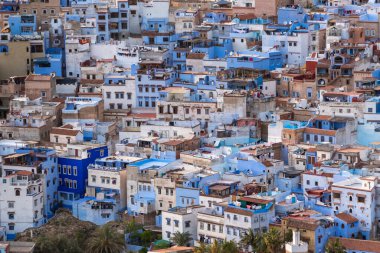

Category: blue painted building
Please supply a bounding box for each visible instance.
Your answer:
[33,48,63,77]
[278,6,306,24]
[8,15,36,36]
[226,50,282,71]
[72,196,118,225]
[334,212,359,238]
[58,144,108,208]
[135,68,176,108]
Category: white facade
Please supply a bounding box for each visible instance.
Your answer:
[102,77,136,110]
[332,177,376,238]
[162,206,203,246]
[0,172,44,236]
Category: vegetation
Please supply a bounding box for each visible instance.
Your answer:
[240,227,293,253]
[194,240,239,253]
[326,238,346,253]
[171,231,192,246]
[85,224,125,253]
[16,209,159,253]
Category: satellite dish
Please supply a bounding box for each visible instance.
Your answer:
[318,79,325,85]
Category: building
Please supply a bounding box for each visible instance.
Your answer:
[57,144,108,208]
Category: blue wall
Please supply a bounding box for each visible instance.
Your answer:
[58,146,108,208]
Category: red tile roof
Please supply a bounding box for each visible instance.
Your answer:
[25,74,52,81]
[224,207,252,216]
[51,127,80,136]
[304,128,336,136]
[335,213,358,224]
[330,237,380,253]
[187,53,206,60]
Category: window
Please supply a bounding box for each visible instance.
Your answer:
[91,175,96,182]
[106,92,111,99]
[315,181,318,186]
[58,164,61,174]
[8,202,14,208]
[8,223,14,231]
[306,180,310,185]
[67,166,72,175]
[15,189,20,196]
[185,221,190,227]
[73,166,77,176]
[63,165,67,174]
[358,196,365,203]
[197,109,201,114]
[233,215,238,221]
[368,108,373,113]
[349,195,353,201]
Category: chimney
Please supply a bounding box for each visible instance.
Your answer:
[293,229,301,245]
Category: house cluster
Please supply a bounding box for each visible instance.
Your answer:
[2,0,380,252]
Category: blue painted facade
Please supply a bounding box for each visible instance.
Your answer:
[34,48,63,77]
[135,69,176,108]
[226,50,282,71]
[58,145,108,208]
[334,215,359,238]
[72,196,118,225]
[278,6,306,24]
[9,15,36,36]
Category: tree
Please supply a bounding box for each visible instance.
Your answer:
[171,231,192,246]
[263,228,283,253]
[125,220,142,234]
[86,224,125,253]
[35,234,82,253]
[207,240,221,253]
[240,229,266,253]
[194,242,208,253]
[221,240,239,253]
[326,238,346,253]
[140,230,156,247]
[283,229,293,243]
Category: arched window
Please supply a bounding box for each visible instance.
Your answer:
[15,189,20,196]
[349,195,353,201]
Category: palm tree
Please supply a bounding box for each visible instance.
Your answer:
[263,228,283,253]
[171,231,192,246]
[194,242,208,253]
[326,238,346,253]
[207,240,221,253]
[240,229,266,253]
[125,220,142,234]
[86,224,125,253]
[221,240,239,253]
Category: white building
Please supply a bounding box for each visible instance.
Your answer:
[332,176,376,239]
[0,171,44,238]
[162,205,204,246]
[102,75,136,111]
